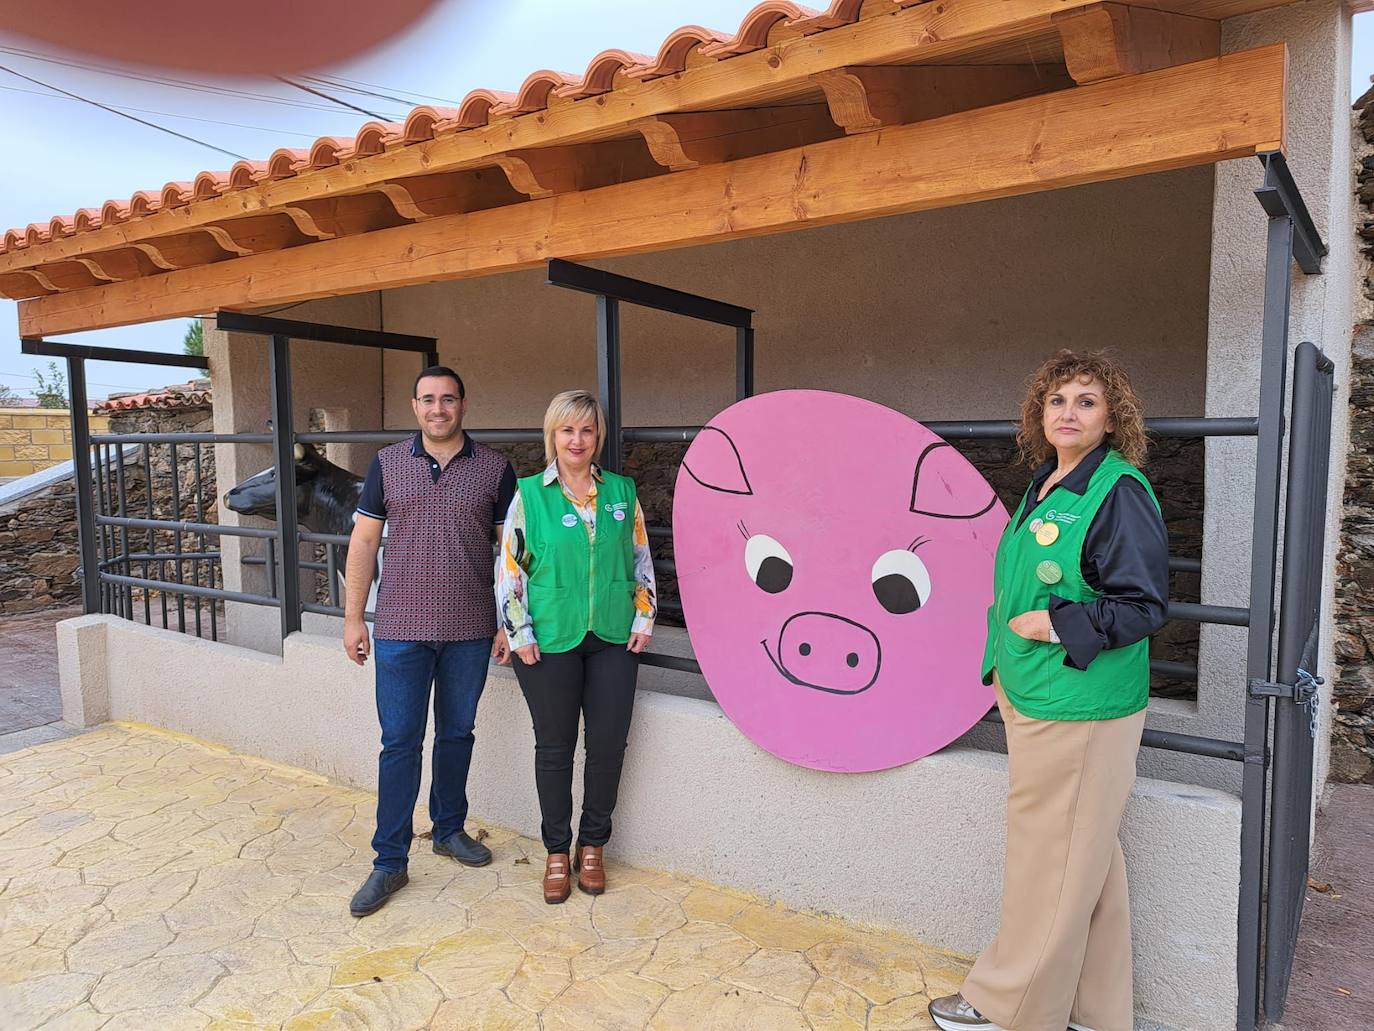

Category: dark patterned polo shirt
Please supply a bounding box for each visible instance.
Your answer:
[356,432,516,642]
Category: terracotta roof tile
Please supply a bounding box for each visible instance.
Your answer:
[0,1,887,255]
[93,381,212,414]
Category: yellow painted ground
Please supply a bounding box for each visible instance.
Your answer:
[0,723,971,1029]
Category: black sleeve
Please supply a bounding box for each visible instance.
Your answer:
[355,454,386,520]
[494,462,517,525]
[1047,478,1169,671]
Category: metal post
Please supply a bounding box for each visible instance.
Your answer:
[269,335,302,637]
[64,358,100,614]
[169,443,186,633]
[597,295,623,474]
[736,325,755,400]
[1236,204,1294,1030]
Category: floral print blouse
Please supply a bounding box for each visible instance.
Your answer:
[496,461,656,650]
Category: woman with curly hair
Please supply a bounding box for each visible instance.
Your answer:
[930,350,1169,1031]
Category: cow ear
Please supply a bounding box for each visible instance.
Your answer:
[910,442,997,519]
[682,426,752,496]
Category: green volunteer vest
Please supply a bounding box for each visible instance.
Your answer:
[981,449,1160,721]
[518,469,639,653]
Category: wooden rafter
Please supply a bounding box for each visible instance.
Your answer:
[18,45,1287,337]
[1053,2,1221,84]
[812,65,1075,133]
[632,106,841,170]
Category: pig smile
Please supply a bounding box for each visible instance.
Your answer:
[760,611,882,696]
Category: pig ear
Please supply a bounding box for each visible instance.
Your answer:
[910,442,997,519]
[682,426,753,496]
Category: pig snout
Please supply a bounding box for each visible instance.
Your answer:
[766,611,882,696]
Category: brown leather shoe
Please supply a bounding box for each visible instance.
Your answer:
[543,853,571,904]
[574,844,605,895]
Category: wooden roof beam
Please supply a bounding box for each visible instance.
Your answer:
[1053,2,1220,85]
[17,45,1287,337]
[369,169,525,220]
[812,65,1075,134]
[632,106,841,171]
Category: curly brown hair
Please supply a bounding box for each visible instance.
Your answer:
[1016,349,1148,468]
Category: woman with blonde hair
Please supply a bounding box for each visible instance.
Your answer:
[495,389,656,903]
[930,350,1169,1031]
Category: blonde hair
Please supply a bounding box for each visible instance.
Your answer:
[1016,349,1149,468]
[542,389,607,466]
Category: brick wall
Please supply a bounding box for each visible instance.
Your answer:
[0,409,111,478]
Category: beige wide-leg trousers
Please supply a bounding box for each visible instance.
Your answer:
[960,681,1146,1031]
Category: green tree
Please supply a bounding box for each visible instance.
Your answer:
[0,381,16,404]
[32,362,67,409]
[183,320,207,374]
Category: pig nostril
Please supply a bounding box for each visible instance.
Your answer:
[846,653,859,668]
[798,642,811,656]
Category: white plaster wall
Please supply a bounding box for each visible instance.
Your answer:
[63,614,1240,1031]
[1196,0,1356,796]
[376,166,1215,431]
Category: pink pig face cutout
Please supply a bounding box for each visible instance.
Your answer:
[672,390,1007,772]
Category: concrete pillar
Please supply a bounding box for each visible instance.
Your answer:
[56,614,109,726]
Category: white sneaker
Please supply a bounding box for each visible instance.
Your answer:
[928,993,1006,1031]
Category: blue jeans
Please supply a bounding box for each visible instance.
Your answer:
[372,637,491,873]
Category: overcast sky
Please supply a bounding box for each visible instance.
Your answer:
[0,1,1370,399]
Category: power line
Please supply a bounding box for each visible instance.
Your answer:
[0,44,374,116]
[0,63,248,160]
[297,72,459,107]
[0,83,319,139]
[275,76,398,121]
[299,74,421,108]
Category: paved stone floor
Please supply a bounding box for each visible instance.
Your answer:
[1277,782,1374,1031]
[0,606,82,753]
[0,723,971,1030]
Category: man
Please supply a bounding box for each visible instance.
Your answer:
[343,365,516,917]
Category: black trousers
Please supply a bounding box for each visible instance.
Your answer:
[512,631,639,854]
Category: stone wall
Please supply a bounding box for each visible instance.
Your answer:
[1332,99,1374,782]
[0,402,216,618]
[0,408,110,479]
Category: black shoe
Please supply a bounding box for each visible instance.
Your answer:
[349,869,408,917]
[433,829,492,867]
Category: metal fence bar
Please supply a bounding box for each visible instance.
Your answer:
[978,705,1245,761]
[192,442,206,638]
[64,359,101,615]
[215,310,437,352]
[95,443,114,615]
[113,446,133,617]
[737,326,755,400]
[294,429,543,445]
[95,514,277,539]
[100,571,280,608]
[141,444,155,627]
[91,432,273,445]
[597,294,623,474]
[1237,194,1297,1031]
[169,443,186,633]
[269,335,302,637]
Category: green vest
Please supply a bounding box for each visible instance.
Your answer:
[518,469,639,653]
[981,450,1160,721]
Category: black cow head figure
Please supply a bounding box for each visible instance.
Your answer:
[223,443,364,535]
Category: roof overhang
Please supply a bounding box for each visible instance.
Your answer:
[4,0,1294,336]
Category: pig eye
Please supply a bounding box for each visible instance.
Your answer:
[744,534,793,594]
[871,549,931,614]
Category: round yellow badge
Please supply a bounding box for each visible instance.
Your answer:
[1035,522,1060,546]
